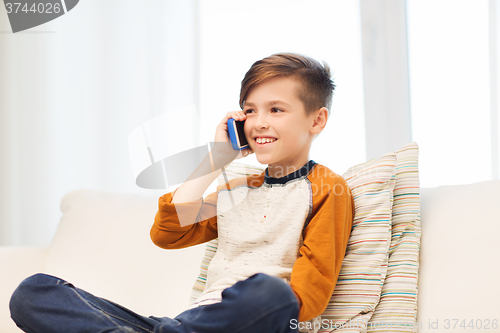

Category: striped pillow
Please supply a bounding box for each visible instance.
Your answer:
[366,142,420,332]
[318,150,397,332]
[318,142,420,333]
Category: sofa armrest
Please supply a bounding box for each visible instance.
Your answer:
[0,247,49,333]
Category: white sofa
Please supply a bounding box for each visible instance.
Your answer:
[1,180,500,333]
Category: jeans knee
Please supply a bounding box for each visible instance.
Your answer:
[252,274,294,298]
[233,273,297,309]
[10,273,62,322]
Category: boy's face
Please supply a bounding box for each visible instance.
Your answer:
[243,76,320,177]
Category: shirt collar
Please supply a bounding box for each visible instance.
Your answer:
[264,160,316,185]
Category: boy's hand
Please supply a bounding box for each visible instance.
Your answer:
[214,111,254,161]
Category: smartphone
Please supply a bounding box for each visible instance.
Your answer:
[227,118,249,150]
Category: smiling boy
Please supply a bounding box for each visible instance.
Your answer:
[150,52,354,332]
[9,52,353,333]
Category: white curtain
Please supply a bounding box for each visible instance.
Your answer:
[0,0,199,245]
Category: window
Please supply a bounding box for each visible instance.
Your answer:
[407,0,493,187]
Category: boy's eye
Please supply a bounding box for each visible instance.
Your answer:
[244,108,283,114]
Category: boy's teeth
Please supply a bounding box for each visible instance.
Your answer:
[256,138,276,144]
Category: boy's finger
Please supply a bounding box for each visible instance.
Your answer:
[221,111,244,125]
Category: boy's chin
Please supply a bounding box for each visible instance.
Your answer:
[254,154,272,165]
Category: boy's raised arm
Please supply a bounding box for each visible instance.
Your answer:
[150,111,253,249]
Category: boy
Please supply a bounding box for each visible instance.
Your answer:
[10,52,353,333]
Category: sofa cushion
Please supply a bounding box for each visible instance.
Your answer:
[417,181,500,333]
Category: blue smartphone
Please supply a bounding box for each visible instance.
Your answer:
[228,118,249,150]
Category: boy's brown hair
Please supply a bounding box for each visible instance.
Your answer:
[239,52,335,117]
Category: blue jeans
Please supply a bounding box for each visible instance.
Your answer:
[10,273,299,333]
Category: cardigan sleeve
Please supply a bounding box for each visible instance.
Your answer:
[289,173,354,322]
[150,187,219,249]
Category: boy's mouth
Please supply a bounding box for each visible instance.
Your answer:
[255,137,278,147]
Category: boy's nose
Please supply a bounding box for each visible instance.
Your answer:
[256,122,269,129]
[254,115,270,130]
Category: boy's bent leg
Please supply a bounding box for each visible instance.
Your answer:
[154,273,299,333]
[10,273,161,333]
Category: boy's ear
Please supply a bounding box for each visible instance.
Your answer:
[310,107,328,135]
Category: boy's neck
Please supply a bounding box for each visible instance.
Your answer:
[265,160,314,180]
